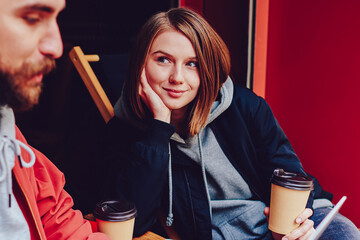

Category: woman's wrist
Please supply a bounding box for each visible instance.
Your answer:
[154,110,171,123]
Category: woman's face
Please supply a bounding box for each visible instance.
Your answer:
[144,29,200,113]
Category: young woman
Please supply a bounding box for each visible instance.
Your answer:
[102,8,360,240]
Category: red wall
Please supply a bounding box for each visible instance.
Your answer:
[265,1,360,226]
[179,0,203,14]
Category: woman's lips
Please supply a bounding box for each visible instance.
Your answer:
[164,88,186,98]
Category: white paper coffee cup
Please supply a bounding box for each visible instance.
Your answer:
[94,200,137,240]
[268,169,314,235]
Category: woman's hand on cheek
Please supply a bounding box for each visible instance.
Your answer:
[264,207,315,240]
[139,68,171,123]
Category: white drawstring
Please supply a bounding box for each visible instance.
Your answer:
[0,135,36,207]
[166,143,174,227]
[166,132,213,227]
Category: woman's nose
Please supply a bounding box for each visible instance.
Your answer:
[169,66,184,84]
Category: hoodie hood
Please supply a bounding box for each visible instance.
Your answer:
[206,77,234,126]
[170,77,234,145]
[0,106,16,138]
[113,88,148,131]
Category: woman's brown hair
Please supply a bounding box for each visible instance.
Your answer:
[124,7,231,136]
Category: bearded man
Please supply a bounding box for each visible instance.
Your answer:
[0,0,109,239]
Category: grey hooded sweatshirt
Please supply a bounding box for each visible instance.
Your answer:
[0,106,34,240]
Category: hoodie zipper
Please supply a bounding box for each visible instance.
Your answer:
[183,169,199,238]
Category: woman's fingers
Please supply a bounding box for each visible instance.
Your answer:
[267,208,315,240]
[282,209,314,240]
[298,226,315,240]
[283,219,315,240]
[264,207,270,221]
[295,208,313,225]
[138,68,171,122]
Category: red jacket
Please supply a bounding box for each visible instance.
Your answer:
[13,126,109,240]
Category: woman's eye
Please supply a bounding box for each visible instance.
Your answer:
[157,57,170,64]
[187,61,199,68]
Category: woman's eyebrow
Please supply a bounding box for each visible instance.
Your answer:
[151,50,197,60]
[151,50,171,56]
[188,56,198,60]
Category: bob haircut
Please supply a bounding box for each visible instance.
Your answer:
[123,7,231,136]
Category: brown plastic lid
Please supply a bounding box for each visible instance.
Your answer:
[94,200,137,222]
[271,168,314,191]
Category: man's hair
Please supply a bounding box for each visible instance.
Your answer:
[124,7,231,136]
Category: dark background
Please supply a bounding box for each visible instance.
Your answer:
[15,0,250,214]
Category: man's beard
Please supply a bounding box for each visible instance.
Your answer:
[0,57,56,111]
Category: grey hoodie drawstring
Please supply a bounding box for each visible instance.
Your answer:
[0,135,36,207]
[197,133,212,219]
[166,143,174,227]
[166,133,213,227]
